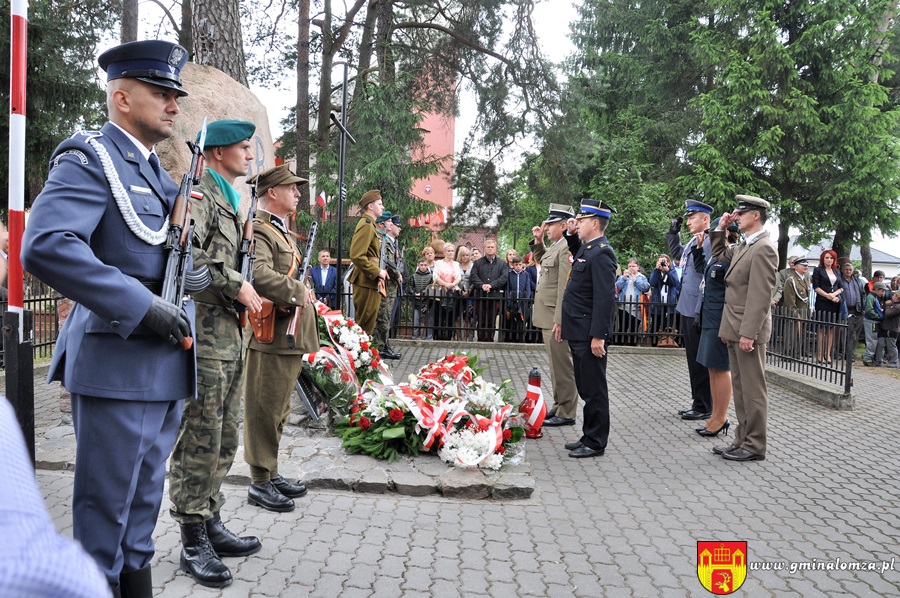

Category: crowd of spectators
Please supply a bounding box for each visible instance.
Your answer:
[394,233,894,369]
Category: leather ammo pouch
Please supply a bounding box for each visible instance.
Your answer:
[249,298,276,344]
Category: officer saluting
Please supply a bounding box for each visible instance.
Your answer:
[22,40,195,596]
[560,199,618,459]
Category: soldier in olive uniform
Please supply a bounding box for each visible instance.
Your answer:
[349,190,387,334]
[167,120,263,588]
[243,164,319,512]
[374,211,403,359]
[529,204,579,427]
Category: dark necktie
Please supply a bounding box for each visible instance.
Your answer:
[148,153,162,180]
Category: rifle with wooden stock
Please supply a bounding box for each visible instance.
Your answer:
[286,221,318,349]
[235,180,259,327]
[161,117,209,350]
[377,232,388,298]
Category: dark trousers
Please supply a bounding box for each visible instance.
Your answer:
[569,340,610,450]
[71,394,182,584]
[475,296,501,342]
[681,315,712,413]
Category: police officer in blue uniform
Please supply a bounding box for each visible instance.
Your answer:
[560,199,618,458]
[21,40,195,598]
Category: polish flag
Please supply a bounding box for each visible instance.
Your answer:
[317,191,327,219]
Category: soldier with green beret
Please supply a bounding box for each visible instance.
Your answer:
[349,189,387,334]
[168,119,263,588]
[243,164,318,513]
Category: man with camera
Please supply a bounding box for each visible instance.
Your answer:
[649,254,680,347]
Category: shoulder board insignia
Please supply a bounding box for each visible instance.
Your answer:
[600,243,607,248]
[191,191,204,200]
[52,149,89,169]
[127,151,136,159]
[586,245,592,249]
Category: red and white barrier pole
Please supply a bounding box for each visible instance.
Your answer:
[7,0,34,462]
[8,0,27,331]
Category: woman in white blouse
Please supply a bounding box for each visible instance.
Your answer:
[433,243,462,340]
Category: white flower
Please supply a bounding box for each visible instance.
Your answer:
[438,427,504,470]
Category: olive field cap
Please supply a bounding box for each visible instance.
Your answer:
[99,40,189,97]
[248,164,308,196]
[359,190,382,209]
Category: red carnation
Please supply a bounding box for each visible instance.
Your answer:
[347,319,356,327]
[350,406,360,414]
[359,416,371,430]
[502,429,512,441]
[497,445,506,454]
[389,408,404,423]
[361,342,369,350]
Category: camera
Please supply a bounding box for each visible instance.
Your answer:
[659,261,668,268]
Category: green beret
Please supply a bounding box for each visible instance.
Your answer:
[199,119,256,148]
[375,210,393,223]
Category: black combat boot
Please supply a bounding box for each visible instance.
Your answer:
[119,564,152,598]
[206,513,262,557]
[179,522,233,588]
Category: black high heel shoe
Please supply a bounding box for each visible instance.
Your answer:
[696,421,730,437]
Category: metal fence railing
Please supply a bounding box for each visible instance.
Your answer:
[0,278,60,364]
[767,306,853,394]
[8,283,857,393]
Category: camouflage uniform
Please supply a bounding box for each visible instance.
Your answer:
[374,232,401,348]
[243,211,318,485]
[169,169,246,524]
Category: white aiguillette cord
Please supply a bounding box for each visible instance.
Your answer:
[86,135,170,246]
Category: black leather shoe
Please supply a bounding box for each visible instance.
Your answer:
[722,447,765,461]
[248,482,295,512]
[569,445,605,458]
[712,444,738,455]
[564,440,584,451]
[677,406,693,415]
[179,523,232,588]
[380,347,402,360]
[119,564,153,598]
[543,416,576,427]
[680,409,711,420]
[271,475,308,499]
[206,513,261,557]
[546,407,557,419]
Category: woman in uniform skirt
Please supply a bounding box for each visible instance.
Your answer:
[693,219,740,437]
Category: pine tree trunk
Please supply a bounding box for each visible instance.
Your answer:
[296,0,311,212]
[315,0,334,166]
[191,0,248,86]
[180,0,194,56]
[121,0,138,43]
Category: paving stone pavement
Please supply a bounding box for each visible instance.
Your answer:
[30,342,900,596]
